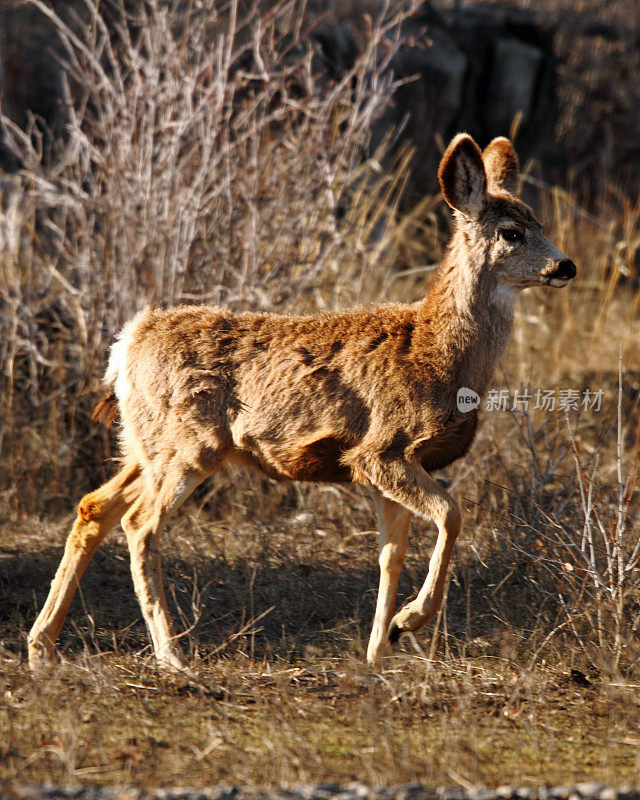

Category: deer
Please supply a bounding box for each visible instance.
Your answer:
[28,133,576,671]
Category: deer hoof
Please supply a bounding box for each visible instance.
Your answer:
[388,621,403,644]
[27,635,55,671]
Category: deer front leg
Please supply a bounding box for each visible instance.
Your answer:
[355,455,462,652]
[367,491,411,666]
[387,493,460,644]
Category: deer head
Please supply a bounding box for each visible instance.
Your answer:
[438,133,577,291]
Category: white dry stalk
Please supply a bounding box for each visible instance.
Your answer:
[563,375,616,663]
[494,366,637,669]
[545,363,634,666]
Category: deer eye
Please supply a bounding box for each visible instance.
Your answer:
[499,228,524,243]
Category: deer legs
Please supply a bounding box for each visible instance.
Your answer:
[120,472,202,670]
[360,457,462,663]
[28,462,143,668]
[367,492,411,665]
[30,446,459,670]
[29,459,205,670]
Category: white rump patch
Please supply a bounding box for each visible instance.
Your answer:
[104,310,145,407]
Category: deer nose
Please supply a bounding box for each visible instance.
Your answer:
[555,259,577,280]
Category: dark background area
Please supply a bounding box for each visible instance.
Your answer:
[2,0,639,198]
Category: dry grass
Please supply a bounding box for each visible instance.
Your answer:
[2,513,640,787]
[2,653,640,786]
[1,0,640,789]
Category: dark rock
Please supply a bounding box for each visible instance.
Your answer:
[393,785,431,800]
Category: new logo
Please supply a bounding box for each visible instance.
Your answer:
[457,387,480,412]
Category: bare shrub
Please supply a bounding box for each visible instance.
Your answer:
[479,367,640,674]
[0,0,421,509]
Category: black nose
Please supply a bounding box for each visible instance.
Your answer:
[555,259,577,280]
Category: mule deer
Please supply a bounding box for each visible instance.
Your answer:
[28,133,576,670]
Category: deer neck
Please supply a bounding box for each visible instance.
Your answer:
[418,224,517,398]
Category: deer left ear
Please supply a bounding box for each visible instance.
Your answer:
[438,134,487,218]
[482,137,519,195]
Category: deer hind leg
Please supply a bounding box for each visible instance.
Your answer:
[355,456,461,654]
[120,466,205,670]
[28,461,142,668]
[366,492,411,666]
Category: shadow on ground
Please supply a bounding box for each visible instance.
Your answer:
[0,513,565,666]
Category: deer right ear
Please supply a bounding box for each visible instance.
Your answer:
[482,137,519,195]
[438,134,487,218]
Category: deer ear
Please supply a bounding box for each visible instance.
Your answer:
[438,134,487,218]
[482,136,519,195]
